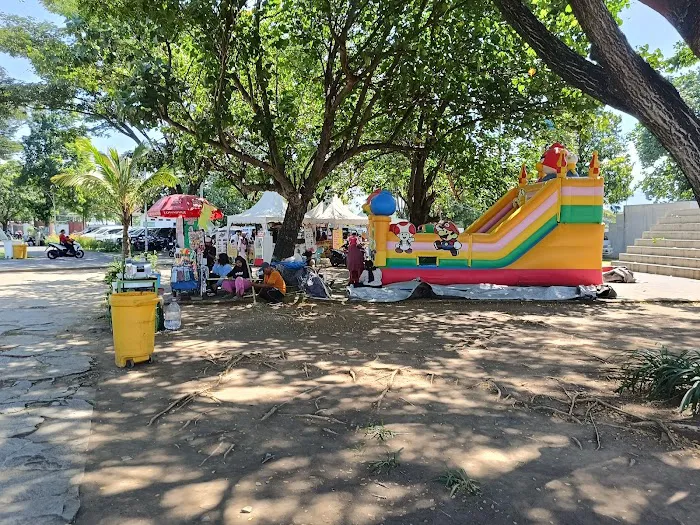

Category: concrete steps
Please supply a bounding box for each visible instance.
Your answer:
[634,238,700,249]
[618,207,700,280]
[626,245,700,258]
[651,222,700,232]
[642,230,700,240]
[612,261,700,280]
[618,252,700,269]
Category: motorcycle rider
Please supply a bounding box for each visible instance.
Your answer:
[58,229,76,255]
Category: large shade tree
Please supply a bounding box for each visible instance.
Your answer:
[27,0,461,258]
[367,1,597,225]
[491,0,700,204]
[20,113,87,225]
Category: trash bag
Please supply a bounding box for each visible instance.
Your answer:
[298,267,331,299]
[596,285,617,299]
[603,266,635,283]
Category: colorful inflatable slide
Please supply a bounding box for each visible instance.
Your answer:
[364,146,604,286]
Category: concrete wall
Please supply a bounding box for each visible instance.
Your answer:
[608,201,699,257]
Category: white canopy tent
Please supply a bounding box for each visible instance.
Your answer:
[303,201,325,223]
[313,196,367,226]
[227,191,287,226]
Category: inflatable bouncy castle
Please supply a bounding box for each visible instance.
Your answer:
[364,145,604,286]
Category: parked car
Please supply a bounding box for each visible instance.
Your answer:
[103,227,143,243]
[94,226,128,241]
[129,227,175,252]
[81,226,120,239]
[602,234,612,257]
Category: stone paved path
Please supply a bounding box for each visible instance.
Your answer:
[0,270,105,525]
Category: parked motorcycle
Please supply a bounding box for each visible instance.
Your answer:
[46,241,85,259]
[329,248,347,267]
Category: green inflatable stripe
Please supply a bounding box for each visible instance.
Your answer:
[560,205,603,223]
[470,215,558,268]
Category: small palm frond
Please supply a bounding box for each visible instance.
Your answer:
[53,137,177,218]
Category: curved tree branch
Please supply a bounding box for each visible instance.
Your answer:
[638,0,700,57]
[491,0,631,113]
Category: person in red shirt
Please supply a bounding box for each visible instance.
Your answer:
[58,229,75,255]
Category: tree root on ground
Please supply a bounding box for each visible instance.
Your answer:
[373,368,401,409]
[147,353,248,426]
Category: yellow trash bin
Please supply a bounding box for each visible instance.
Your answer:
[109,292,160,368]
[12,243,28,259]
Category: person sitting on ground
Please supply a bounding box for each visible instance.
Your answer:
[58,229,76,255]
[253,262,286,303]
[208,253,233,296]
[302,248,315,267]
[222,256,252,299]
[356,260,383,288]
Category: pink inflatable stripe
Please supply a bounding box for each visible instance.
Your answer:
[561,186,603,196]
[473,192,558,252]
[478,204,512,233]
[386,192,557,254]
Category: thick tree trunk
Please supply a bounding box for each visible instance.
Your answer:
[569,0,700,204]
[272,193,308,260]
[638,0,700,58]
[492,0,700,205]
[407,151,436,226]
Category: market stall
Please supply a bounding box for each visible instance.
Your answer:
[310,196,368,255]
[148,194,223,297]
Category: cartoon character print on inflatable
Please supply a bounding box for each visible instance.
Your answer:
[434,220,462,256]
[536,142,579,182]
[390,221,416,253]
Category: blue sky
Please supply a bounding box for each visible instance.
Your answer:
[0,0,687,205]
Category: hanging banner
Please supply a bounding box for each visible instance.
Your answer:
[254,233,264,260]
[332,228,343,249]
[189,230,205,253]
[176,217,185,248]
[304,227,314,250]
[216,230,227,255]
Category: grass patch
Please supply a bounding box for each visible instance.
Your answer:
[617,347,700,414]
[363,422,396,442]
[436,468,481,497]
[367,448,402,474]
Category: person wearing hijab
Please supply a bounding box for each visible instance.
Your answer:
[222,256,252,299]
[346,235,364,285]
[208,253,233,295]
[357,259,382,287]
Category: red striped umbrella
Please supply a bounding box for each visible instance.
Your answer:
[147,194,223,220]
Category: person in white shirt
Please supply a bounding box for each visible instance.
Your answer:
[357,260,382,287]
[230,230,240,257]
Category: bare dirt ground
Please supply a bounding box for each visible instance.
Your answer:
[76,297,700,525]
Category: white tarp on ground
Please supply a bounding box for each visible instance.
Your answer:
[228,191,288,225]
[348,280,598,302]
[313,196,368,226]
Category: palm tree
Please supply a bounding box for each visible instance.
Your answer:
[53,138,177,259]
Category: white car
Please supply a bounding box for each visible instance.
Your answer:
[102,227,142,243]
[602,234,612,257]
[92,226,125,241]
[80,226,116,239]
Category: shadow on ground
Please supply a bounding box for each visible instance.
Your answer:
[74,299,700,525]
